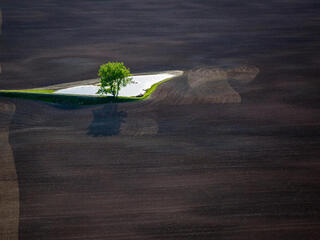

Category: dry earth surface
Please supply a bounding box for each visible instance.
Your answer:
[0,100,19,240]
[1,1,320,239]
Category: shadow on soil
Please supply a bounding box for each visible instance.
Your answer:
[87,104,127,137]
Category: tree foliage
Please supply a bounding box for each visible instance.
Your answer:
[97,62,132,99]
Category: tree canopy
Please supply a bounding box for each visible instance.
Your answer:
[97,62,132,99]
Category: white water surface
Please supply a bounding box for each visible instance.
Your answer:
[55,73,176,97]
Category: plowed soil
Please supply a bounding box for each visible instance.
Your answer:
[1,1,320,239]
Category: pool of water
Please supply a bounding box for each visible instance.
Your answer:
[55,73,177,97]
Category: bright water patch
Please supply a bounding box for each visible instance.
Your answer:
[55,73,176,97]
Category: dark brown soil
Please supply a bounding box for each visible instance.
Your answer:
[1,1,320,239]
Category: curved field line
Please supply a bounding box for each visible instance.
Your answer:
[0,101,19,240]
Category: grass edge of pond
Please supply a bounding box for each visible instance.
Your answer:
[0,77,173,105]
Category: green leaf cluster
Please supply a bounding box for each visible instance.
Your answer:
[97,62,132,98]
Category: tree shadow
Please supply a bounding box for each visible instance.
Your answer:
[87,104,127,137]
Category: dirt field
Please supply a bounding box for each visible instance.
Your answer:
[1,1,320,239]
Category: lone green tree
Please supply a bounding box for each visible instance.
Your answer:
[97,62,132,100]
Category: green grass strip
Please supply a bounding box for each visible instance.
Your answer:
[0,77,173,105]
[138,77,171,100]
[3,89,55,94]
